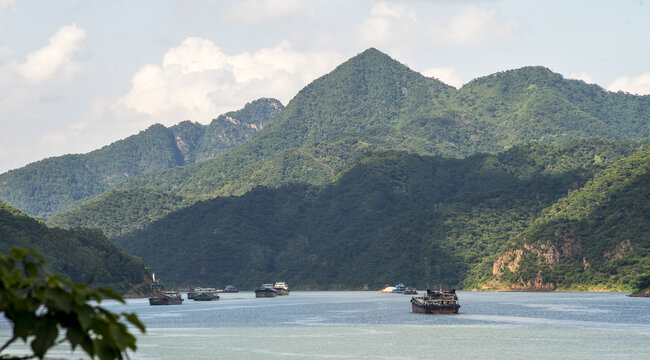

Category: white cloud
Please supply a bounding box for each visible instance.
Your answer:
[15,24,86,83]
[607,73,650,95]
[568,72,594,84]
[116,38,341,124]
[0,44,13,60]
[423,66,464,88]
[447,5,520,46]
[370,2,416,20]
[40,131,69,147]
[220,0,314,25]
[359,3,521,48]
[0,0,18,13]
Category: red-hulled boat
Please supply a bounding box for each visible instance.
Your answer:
[410,288,460,314]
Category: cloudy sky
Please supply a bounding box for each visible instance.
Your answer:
[0,0,649,173]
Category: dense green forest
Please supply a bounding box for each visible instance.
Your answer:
[0,200,149,292]
[48,188,202,238]
[115,139,649,290]
[490,150,650,291]
[0,98,283,218]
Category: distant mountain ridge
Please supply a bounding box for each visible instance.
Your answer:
[115,49,650,197]
[0,98,283,218]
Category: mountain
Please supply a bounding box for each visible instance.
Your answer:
[114,139,648,289]
[0,98,283,219]
[112,50,649,197]
[5,48,650,247]
[50,49,650,239]
[488,150,650,291]
[0,200,149,292]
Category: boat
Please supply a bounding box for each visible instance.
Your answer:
[403,287,417,295]
[274,281,290,295]
[222,285,239,293]
[379,285,396,293]
[391,283,407,293]
[410,288,460,314]
[192,287,220,301]
[255,283,277,298]
[187,288,196,299]
[149,291,184,305]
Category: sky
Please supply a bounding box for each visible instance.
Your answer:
[0,0,649,173]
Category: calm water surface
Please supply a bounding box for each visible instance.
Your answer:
[1,291,648,359]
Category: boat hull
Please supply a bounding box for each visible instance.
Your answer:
[275,288,290,296]
[255,289,277,298]
[193,294,220,301]
[411,302,459,314]
[149,297,184,305]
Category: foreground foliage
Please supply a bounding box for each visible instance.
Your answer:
[0,247,145,359]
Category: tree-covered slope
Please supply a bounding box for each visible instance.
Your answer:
[0,200,149,292]
[47,188,202,238]
[489,150,650,291]
[0,98,282,218]
[456,66,650,150]
[115,139,647,289]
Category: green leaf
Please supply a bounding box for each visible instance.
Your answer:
[75,305,93,330]
[124,313,146,333]
[97,287,125,303]
[31,320,58,358]
[44,287,72,313]
[12,311,37,339]
[24,262,39,278]
[66,325,85,349]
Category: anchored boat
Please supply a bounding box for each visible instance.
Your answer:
[255,283,277,298]
[149,291,184,305]
[410,288,460,314]
[192,288,220,301]
[222,285,239,293]
[274,282,290,295]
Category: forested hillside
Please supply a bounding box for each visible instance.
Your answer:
[0,200,149,292]
[48,188,202,238]
[489,150,650,291]
[0,98,283,218]
[75,50,642,234]
[115,139,648,289]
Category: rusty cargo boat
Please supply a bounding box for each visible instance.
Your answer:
[410,288,460,314]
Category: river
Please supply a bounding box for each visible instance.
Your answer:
[1,291,648,359]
